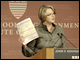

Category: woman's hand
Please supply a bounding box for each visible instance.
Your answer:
[18,36,26,44]
[18,36,27,50]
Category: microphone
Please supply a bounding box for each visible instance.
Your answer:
[53,33,62,47]
[61,33,76,48]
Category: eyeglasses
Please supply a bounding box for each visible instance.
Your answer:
[46,13,55,16]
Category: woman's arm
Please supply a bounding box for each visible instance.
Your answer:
[22,39,36,57]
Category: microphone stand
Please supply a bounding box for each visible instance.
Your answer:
[61,33,76,48]
[53,33,61,47]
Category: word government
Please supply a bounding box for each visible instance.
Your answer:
[1,22,79,28]
[54,23,79,28]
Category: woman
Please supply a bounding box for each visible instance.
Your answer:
[20,5,67,57]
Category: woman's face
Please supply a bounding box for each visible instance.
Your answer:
[45,8,55,24]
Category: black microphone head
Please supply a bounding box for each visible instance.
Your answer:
[61,33,63,35]
[57,33,59,35]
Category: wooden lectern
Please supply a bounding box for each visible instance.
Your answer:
[30,48,79,59]
[30,48,54,59]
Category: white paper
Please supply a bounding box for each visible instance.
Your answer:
[16,18,39,45]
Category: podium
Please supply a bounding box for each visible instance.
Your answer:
[30,48,54,59]
[30,48,79,59]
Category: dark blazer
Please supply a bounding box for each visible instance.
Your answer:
[22,22,67,57]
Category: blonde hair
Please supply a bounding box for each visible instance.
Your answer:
[38,5,56,22]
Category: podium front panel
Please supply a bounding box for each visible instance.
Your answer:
[54,48,79,59]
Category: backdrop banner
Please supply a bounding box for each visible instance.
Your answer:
[1,1,79,59]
